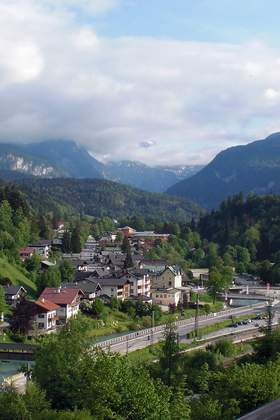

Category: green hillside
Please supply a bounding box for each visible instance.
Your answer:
[0,256,37,292]
[15,177,202,223]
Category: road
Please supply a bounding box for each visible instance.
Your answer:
[99,303,273,355]
[240,398,280,419]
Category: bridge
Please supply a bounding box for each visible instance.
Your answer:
[0,343,39,360]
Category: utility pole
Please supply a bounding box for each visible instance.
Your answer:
[267,299,274,335]
[126,336,129,355]
[151,310,155,345]
[194,293,199,338]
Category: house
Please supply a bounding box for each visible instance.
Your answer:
[118,226,136,238]
[189,269,209,286]
[121,269,151,297]
[152,266,182,289]
[29,240,52,259]
[32,298,59,332]
[151,289,182,307]
[19,247,35,261]
[41,260,56,270]
[10,298,59,334]
[61,280,102,301]
[39,287,84,322]
[98,277,130,300]
[4,285,27,307]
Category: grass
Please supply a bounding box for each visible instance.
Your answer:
[0,256,36,292]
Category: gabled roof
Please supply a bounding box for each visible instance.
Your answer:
[35,298,60,312]
[40,287,84,305]
[4,285,27,296]
[29,240,52,247]
[62,280,101,294]
[19,247,35,254]
[98,277,129,287]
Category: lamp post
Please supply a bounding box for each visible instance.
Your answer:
[151,310,155,345]
[194,293,199,339]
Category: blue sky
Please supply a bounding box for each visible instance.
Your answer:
[89,0,279,45]
[0,0,280,165]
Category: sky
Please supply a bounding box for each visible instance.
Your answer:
[1,0,280,165]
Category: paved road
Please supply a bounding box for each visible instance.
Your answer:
[240,399,280,419]
[101,304,271,354]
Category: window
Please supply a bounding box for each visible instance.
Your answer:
[169,281,172,286]
[38,314,44,319]
[38,323,44,329]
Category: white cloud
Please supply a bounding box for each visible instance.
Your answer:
[1,0,280,164]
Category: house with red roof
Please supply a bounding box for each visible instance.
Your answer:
[11,298,60,334]
[39,287,84,322]
[33,299,60,331]
[19,247,35,261]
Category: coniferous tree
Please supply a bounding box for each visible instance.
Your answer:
[71,225,82,253]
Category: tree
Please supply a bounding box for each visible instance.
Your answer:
[0,285,10,317]
[207,266,232,303]
[158,320,182,388]
[71,226,81,253]
[59,260,74,282]
[91,298,104,318]
[62,231,72,253]
[38,267,61,293]
[121,237,131,254]
[207,268,223,303]
[33,319,172,418]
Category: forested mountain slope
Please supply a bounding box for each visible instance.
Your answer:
[15,177,202,223]
[167,133,280,208]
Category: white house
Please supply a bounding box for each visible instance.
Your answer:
[39,287,84,322]
[33,299,59,331]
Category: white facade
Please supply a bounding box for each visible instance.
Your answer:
[57,303,80,321]
[33,310,57,331]
[129,275,151,297]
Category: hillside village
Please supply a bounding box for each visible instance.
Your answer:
[0,222,210,336]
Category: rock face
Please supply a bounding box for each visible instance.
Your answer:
[167,133,280,209]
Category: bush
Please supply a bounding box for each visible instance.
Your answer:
[208,339,236,357]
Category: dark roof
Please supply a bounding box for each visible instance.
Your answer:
[29,240,52,247]
[127,268,150,278]
[98,277,129,287]
[61,281,101,294]
[4,285,27,296]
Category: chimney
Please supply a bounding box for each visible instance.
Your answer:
[57,287,61,293]
[42,297,45,303]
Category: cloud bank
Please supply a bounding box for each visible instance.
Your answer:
[1,0,280,164]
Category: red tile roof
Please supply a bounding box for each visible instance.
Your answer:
[35,298,60,312]
[20,247,35,254]
[39,287,84,305]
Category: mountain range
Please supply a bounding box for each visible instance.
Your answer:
[167,132,280,208]
[0,140,202,193]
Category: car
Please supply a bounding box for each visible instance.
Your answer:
[232,323,238,328]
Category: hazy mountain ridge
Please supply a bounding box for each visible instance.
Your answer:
[0,140,201,192]
[167,132,280,208]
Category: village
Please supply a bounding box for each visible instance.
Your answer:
[0,223,214,337]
